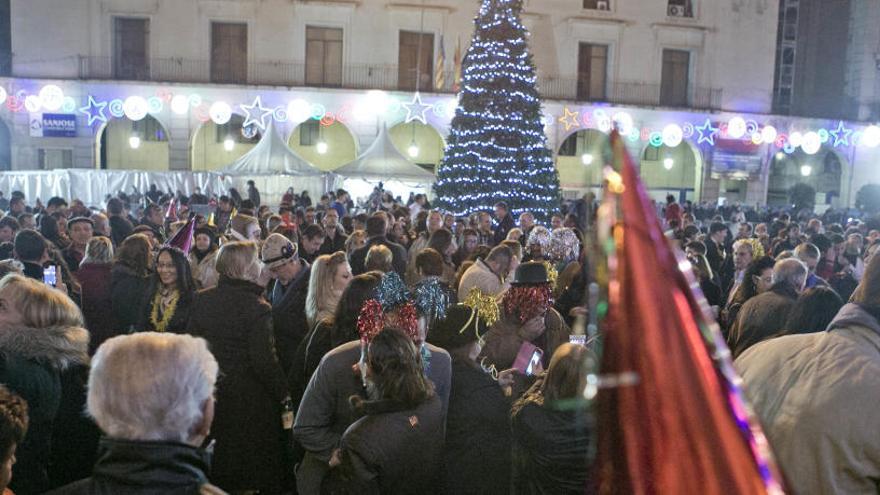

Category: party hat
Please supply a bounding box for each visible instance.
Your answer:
[165,217,195,255]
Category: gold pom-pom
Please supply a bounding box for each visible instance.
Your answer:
[463,288,500,328]
[543,261,559,291]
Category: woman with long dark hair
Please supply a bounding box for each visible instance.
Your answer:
[138,246,195,333]
[721,256,776,334]
[780,286,844,336]
[510,343,592,495]
[110,234,152,333]
[325,327,443,493]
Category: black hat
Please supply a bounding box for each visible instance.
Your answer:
[427,304,487,351]
[510,261,550,286]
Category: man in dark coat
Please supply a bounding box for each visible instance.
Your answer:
[246,180,261,208]
[493,202,516,246]
[704,221,729,278]
[262,234,311,374]
[13,229,50,281]
[728,258,807,358]
[350,214,407,277]
[318,209,347,256]
[106,198,133,247]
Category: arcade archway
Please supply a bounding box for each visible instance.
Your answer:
[97,115,169,170]
[640,140,703,203]
[287,119,357,171]
[389,121,445,171]
[191,114,261,171]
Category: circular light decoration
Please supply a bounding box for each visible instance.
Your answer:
[365,90,389,115]
[287,99,312,124]
[128,136,141,149]
[800,165,812,177]
[802,131,821,155]
[224,138,235,151]
[147,97,163,114]
[194,104,210,123]
[0,86,7,105]
[310,103,326,121]
[432,101,447,118]
[39,85,64,111]
[611,112,633,135]
[123,96,149,121]
[581,153,594,165]
[596,114,612,133]
[861,125,880,148]
[783,142,796,154]
[273,106,289,123]
[316,140,328,155]
[817,128,830,143]
[61,96,76,113]
[662,124,683,147]
[209,101,232,125]
[649,132,663,147]
[751,133,763,145]
[171,95,190,115]
[188,94,202,108]
[663,158,674,170]
[628,127,641,142]
[24,95,42,113]
[241,125,258,140]
[761,125,777,144]
[727,117,747,139]
[745,120,759,136]
[788,131,803,148]
[681,122,695,139]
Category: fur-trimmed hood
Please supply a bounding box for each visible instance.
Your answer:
[0,324,90,369]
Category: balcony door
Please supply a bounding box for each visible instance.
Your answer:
[660,49,690,107]
[398,31,434,91]
[306,26,343,87]
[113,18,149,80]
[211,22,247,84]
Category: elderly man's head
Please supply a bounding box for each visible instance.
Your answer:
[88,333,218,446]
[732,239,754,272]
[794,243,820,273]
[772,258,808,294]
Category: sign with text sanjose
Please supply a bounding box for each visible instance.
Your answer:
[29,113,77,138]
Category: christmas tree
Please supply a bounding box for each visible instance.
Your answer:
[433,0,561,221]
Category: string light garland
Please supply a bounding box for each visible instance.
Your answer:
[433,0,561,222]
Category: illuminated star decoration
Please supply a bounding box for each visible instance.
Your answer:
[403,93,432,124]
[79,96,108,126]
[558,107,580,132]
[240,96,274,130]
[829,120,852,147]
[695,118,720,146]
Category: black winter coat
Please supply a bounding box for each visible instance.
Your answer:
[110,264,149,333]
[46,438,225,495]
[510,401,591,494]
[49,364,101,489]
[0,324,89,495]
[187,278,289,494]
[442,361,512,495]
[108,215,133,247]
[349,236,407,277]
[325,396,445,495]
[319,228,348,256]
[268,260,311,374]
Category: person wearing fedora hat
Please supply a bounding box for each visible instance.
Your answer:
[479,262,570,398]
[262,233,311,373]
[429,304,515,495]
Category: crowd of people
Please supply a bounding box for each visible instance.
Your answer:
[0,182,876,494]
[0,184,592,495]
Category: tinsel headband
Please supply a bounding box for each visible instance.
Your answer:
[502,284,554,324]
[356,299,419,345]
[412,277,451,321]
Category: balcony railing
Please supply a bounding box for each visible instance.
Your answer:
[75,56,723,110]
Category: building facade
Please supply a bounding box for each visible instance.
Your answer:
[1,0,879,208]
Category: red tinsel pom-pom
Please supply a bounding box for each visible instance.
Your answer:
[357,299,385,344]
[502,285,554,324]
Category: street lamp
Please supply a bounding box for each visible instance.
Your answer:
[224,138,235,151]
[408,142,420,158]
[663,158,674,170]
[800,165,812,177]
[128,135,141,149]
[581,153,593,165]
[316,140,328,155]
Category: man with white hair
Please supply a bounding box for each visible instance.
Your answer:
[726,239,755,301]
[48,332,223,494]
[727,258,808,358]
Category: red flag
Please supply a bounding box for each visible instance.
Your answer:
[595,132,785,494]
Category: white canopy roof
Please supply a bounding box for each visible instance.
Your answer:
[333,124,435,182]
[222,121,322,176]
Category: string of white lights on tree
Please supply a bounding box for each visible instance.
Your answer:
[432,0,561,222]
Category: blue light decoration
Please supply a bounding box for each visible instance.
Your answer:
[695,118,720,146]
[108,99,125,118]
[273,106,289,123]
[403,92,432,125]
[240,96,274,130]
[79,95,108,126]
[432,0,561,222]
[649,132,663,147]
[829,120,852,147]
[147,96,163,115]
[817,128,829,143]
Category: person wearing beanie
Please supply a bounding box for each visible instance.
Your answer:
[429,304,515,495]
[262,233,311,373]
[188,227,219,290]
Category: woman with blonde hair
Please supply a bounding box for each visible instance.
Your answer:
[305,251,352,329]
[187,241,290,493]
[345,229,367,258]
[77,237,116,354]
[0,274,89,493]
